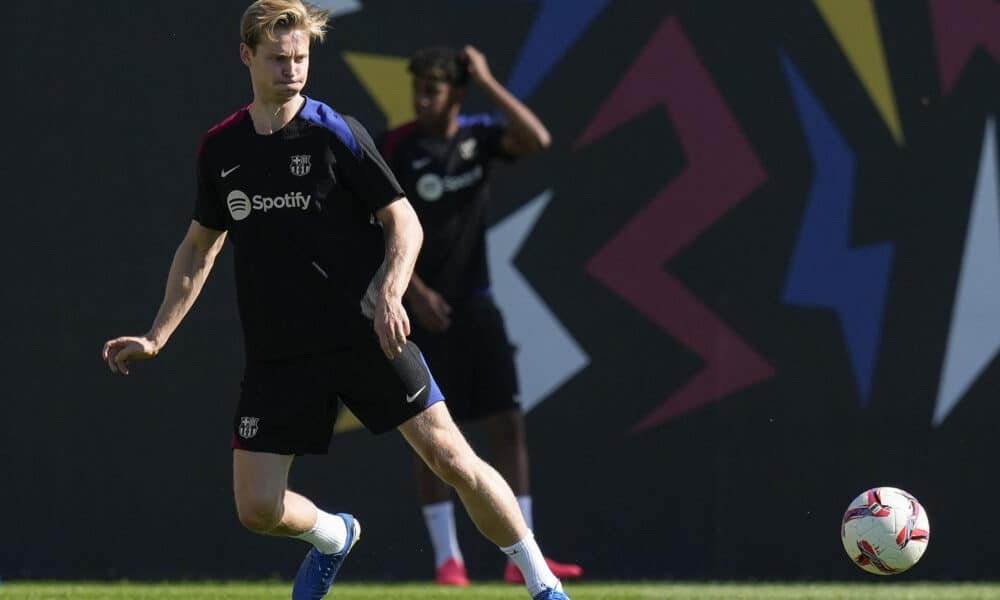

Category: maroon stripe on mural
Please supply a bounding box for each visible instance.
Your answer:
[576,17,772,432]
[930,0,1000,95]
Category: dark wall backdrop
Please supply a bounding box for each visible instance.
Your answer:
[4,0,1000,582]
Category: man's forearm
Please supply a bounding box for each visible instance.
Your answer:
[147,240,220,348]
[378,212,423,301]
[479,76,551,151]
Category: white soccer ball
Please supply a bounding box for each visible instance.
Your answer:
[841,486,930,575]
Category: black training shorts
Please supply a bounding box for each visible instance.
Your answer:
[231,336,444,455]
[410,293,520,422]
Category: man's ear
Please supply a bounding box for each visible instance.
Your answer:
[239,42,253,67]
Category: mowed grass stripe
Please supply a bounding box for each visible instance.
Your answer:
[1,582,999,600]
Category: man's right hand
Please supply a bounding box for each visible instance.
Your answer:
[407,286,452,333]
[102,336,159,375]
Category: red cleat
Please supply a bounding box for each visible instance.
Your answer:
[504,557,583,584]
[436,557,470,586]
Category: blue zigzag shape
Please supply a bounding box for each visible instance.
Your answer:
[466,0,609,98]
[507,0,609,97]
[780,51,895,406]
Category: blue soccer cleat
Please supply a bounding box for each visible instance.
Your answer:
[533,587,571,600]
[292,513,361,600]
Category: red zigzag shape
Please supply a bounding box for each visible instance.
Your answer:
[930,0,1000,95]
[575,17,772,433]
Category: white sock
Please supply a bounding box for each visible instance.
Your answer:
[509,496,535,566]
[294,509,348,555]
[501,531,561,597]
[517,495,535,532]
[422,500,463,568]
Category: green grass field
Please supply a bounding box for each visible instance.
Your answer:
[1,582,999,600]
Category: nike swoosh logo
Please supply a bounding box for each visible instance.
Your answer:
[406,385,427,404]
[221,165,240,178]
[411,157,432,170]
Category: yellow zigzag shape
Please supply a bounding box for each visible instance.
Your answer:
[334,404,364,434]
[815,0,904,144]
[342,52,414,129]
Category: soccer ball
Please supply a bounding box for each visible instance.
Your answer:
[840,486,930,575]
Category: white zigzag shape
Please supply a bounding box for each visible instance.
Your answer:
[487,190,589,413]
[934,117,1000,425]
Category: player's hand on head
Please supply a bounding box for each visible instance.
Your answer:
[101,336,158,375]
[373,296,410,359]
[462,45,493,85]
[408,286,452,333]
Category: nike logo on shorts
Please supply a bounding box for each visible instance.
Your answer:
[221,164,240,178]
[411,156,432,170]
[406,385,427,403]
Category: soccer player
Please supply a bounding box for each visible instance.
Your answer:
[379,46,583,586]
[100,3,570,599]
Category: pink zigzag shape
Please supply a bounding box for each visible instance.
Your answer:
[930,0,1000,95]
[576,16,773,433]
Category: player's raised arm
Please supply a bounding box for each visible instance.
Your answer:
[368,197,423,359]
[462,45,551,156]
[102,221,226,374]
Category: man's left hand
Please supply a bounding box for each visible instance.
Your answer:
[463,45,495,85]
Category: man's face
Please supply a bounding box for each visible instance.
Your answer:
[241,27,310,103]
[412,76,462,128]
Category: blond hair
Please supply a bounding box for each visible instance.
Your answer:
[240,0,330,49]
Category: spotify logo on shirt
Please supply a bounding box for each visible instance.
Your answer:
[416,174,445,202]
[226,190,312,221]
[415,165,485,202]
[227,190,252,220]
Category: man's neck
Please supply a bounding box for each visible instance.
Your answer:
[249,95,305,135]
[419,116,460,140]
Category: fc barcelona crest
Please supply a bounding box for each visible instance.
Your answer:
[290,154,311,176]
[458,138,477,160]
[239,416,260,439]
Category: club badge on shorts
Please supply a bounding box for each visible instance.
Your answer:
[239,416,260,439]
[290,154,311,177]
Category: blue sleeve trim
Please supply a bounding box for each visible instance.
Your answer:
[458,112,503,128]
[300,97,360,156]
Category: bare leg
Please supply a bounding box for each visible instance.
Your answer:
[399,402,527,546]
[232,449,317,535]
[483,408,530,496]
[414,451,453,505]
[234,450,358,599]
[483,409,585,583]
[413,422,466,582]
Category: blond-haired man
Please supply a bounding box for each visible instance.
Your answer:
[100,2,571,599]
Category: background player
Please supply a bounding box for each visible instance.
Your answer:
[379,45,583,586]
[101,3,571,599]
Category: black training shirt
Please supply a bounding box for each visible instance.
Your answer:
[380,114,513,303]
[194,97,403,360]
